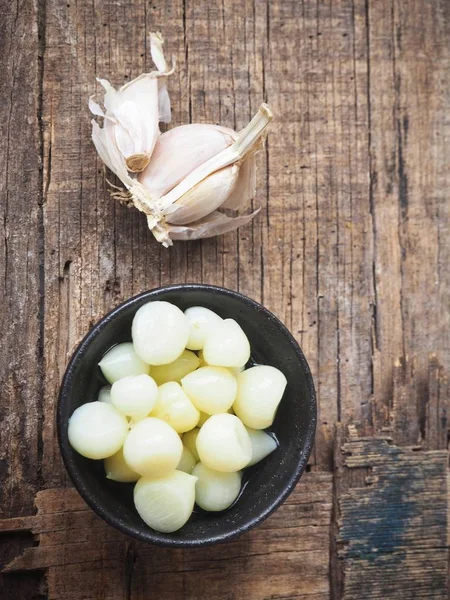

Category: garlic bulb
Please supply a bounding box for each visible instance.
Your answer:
[89,32,173,173]
[90,31,272,247]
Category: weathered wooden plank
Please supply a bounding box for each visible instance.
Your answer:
[1,473,332,600]
[0,0,42,515]
[334,426,449,599]
[369,0,450,431]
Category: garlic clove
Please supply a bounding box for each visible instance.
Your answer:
[221,153,257,210]
[167,208,260,241]
[165,164,240,226]
[139,124,235,198]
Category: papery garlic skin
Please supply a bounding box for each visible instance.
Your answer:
[104,447,140,482]
[99,343,150,384]
[150,349,200,385]
[181,366,237,415]
[233,366,287,429]
[123,417,183,477]
[203,319,251,368]
[134,471,197,533]
[177,445,197,474]
[111,374,158,419]
[246,427,278,466]
[90,32,173,173]
[196,413,252,472]
[184,306,223,351]
[192,463,242,512]
[152,382,200,433]
[132,301,189,365]
[68,402,128,460]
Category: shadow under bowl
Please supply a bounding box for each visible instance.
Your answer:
[58,284,316,547]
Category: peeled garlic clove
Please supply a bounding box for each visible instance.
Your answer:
[184,306,223,351]
[203,319,250,368]
[150,349,200,385]
[246,428,278,466]
[132,301,189,365]
[138,124,236,198]
[177,445,197,474]
[134,471,197,533]
[183,427,200,462]
[233,366,287,429]
[68,402,128,460]
[98,385,112,403]
[192,463,242,512]
[104,446,139,482]
[123,417,182,477]
[151,382,200,433]
[196,413,252,472]
[197,411,209,427]
[164,164,240,226]
[181,366,237,415]
[99,342,150,384]
[111,374,158,419]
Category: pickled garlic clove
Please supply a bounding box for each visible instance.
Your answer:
[134,471,197,533]
[184,306,223,351]
[151,382,200,433]
[202,319,250,368]
[123,417,183,477]
[68,402,128,460]
[111,374,158,419]
[192,463,242,512]
[183,427,200,463]
[233,365,287,429]
[196,413,252,472]
[98,385,112,403]
[104,447,140,482]
[181,366,237,415]
[177,445,197,474]
[132,301,189,365]
[150,349,200,385]
[99,342,150,384]
[246,428,278,466]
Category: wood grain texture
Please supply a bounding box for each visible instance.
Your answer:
[333,426,449,599]
[0,473,333,600]
[1,0,450,597]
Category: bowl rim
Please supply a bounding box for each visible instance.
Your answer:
[57,283,317,547]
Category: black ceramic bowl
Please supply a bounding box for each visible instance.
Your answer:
[58,284,316,547]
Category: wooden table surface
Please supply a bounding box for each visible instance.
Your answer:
[1,0,449,598]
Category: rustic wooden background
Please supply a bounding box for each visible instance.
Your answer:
[1,0,449,598]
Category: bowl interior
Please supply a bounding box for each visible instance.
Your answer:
[58,285,316,547]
